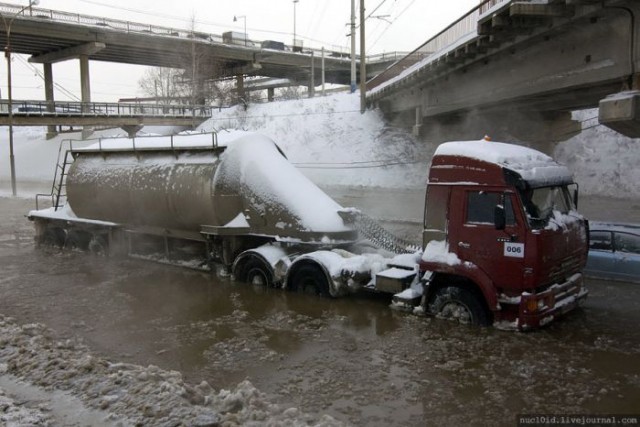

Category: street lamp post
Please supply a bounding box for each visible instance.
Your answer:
[233,15,247,46]
[1,0,40,197]
[293,0,299,51]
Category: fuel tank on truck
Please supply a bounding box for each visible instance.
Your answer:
[66,134,357,242]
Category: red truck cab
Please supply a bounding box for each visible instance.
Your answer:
[419,140,589,330]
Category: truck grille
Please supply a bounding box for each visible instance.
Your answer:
[546,254,582,286]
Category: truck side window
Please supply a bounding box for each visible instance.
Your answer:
[466,192,515,226]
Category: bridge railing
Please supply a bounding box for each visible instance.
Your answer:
[0,99,215,118]
[366,0,510,91]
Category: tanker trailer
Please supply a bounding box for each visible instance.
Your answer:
[29,134,359,276]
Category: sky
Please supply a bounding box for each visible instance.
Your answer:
[0,0,480,102]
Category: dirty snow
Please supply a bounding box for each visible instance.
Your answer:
[0,315,345,427]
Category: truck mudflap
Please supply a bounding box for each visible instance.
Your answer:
[517,273,588,331]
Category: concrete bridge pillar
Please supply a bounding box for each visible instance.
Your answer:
[79,55,91,106]
[79,54,94,139]
[43,63,57,140]
[413,106,423,137]
[236,74,245,104]
[267,87,274,102]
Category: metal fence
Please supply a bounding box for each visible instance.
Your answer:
[366,0,511,91]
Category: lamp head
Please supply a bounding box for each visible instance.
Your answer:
[30,0,39,6]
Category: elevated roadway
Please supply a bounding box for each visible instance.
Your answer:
[367,0,640,143]
[0,2,402,89]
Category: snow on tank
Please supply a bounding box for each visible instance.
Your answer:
[64,133,357,243]
[431,139,573,187]
[211,134,356,242]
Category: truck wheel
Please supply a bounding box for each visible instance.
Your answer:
[290,264,330,297]
[427,285,491,326]
[239,258,273,287]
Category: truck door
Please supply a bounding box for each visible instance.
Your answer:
[450,189,524,288]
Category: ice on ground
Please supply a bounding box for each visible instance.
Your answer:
[0,315,347,427]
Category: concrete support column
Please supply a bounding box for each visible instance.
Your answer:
[79,54,91,107]
[43,63,57,139]
[412,106,423,137]
[309,51,315,98]
[79,55,93,139]
[236,74,245,104]
[267,87,274,102]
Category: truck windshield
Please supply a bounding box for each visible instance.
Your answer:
[519,185,575,229]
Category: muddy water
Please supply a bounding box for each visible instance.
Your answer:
[1,191,640,426]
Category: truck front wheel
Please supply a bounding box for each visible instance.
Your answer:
[427,285,491,326]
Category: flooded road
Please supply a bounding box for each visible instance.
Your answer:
[1,190,639,426]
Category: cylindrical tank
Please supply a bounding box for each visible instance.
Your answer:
[66,135,355,242]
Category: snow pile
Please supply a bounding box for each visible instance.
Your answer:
[554,109,640,199]
[0,386,52,426]
[0,315,346,426]
[421,240,461,265]
[200,93,432,189]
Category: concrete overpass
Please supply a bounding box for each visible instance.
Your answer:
[367,0,640,144]
[0,2,403,103]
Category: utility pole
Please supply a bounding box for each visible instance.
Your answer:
[293,0,299,50]
[350,0,356,93]
[359,0,366,113]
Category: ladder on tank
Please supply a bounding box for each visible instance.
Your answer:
[35,140,75,211]
[52,149,74,211]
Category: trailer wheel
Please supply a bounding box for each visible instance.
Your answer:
[64,230,91,251]
[40,227,66,248]
[427,285,491,326]
[238,257,273,287]
[88,235,108,256]
[290,264,330,297]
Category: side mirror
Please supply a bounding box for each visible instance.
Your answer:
[494,204,506,230]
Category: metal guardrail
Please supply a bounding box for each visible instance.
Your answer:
[366,0,510,91]
[0,99,215,118]
[0,1,405,62]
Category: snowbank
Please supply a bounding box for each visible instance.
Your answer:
[199,94,432,189]
[554,109,640,199]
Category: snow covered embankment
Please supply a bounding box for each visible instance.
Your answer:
[0,315,346,427]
